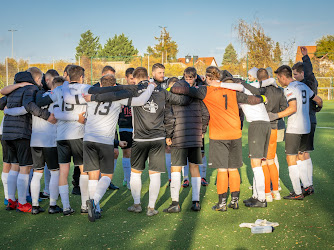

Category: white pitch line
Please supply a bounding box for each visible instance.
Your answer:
[317,127,334,129]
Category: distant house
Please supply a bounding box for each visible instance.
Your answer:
[295,46,317,62]
[295,45,334,69]
[177,57,218,67]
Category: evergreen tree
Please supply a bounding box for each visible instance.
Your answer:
[99,33,138,63]
[75,30,101,59]
[273,42,282,63]
[222,43,238,65]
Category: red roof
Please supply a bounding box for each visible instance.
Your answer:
[295,46,317,62]
[177,57,218,67]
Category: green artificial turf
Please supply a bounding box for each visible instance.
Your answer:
[0,101,333,249]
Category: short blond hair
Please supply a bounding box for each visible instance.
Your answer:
[27,67,43,81]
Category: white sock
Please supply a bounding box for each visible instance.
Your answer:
[122,158,131,185]
[130,172,142,204]
[27,169,33,196]
[49,170,59,206]
[298,160,311,187]
[165,153,171,179]
[148,173,161,209]
[1,172,9,200]
[252,177,258,198]
[7,170,18,200]
[88,180,98,199]
[79,175,89,209]
[305,158,313,185]
[94,176,111,206]
[114,159,117,172]
[17,173,29,204]
[191,177,201,201]
[200,156,207,179]
[252,167,265,202]
[170,172,181,202]
[59,184,70,210]
[288,165,302,195]
[182,163,189,180]
[43,165,51,195]
[30,172,43,206]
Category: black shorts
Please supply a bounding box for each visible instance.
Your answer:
[6,139,32,166]
[119,131,133,149]
[83,141,115,174]
[285,133,308,155]
[305,123,316,152]
[131,139,165,172]
[248,121,271,159]
[0,135,12,164]
[208,138,243,169]
[201,137,205,153]
[57,139,83,165]
[31,147,59,170]
[171,147,202,167]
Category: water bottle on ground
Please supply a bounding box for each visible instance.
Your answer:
[251,226,274,234]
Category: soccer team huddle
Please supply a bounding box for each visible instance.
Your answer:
[0,46,322,222]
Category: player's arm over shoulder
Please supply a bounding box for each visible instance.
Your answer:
[236,91,264,105]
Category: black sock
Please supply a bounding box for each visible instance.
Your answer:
[218,193,228,204]
[172,201,179,206]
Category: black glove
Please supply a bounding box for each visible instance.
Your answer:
[315,105,322,112]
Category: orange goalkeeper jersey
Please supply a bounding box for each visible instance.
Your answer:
[203,86,241,140]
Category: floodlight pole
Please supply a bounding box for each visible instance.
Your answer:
[159,26,167,64]
[8,29,18,58]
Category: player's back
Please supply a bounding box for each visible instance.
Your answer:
[285,81,312,134]
[239,83,269,123]
[54,84,86,140]
[203,86,241,140]
[84,100,122,145]
[31,91,57,147]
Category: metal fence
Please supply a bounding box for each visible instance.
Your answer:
[0,56,333,100]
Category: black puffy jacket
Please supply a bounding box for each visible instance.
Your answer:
[165,80,209,148]
[302,55,318,124]
[2,71,50,140]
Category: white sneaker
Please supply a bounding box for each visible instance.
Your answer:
[272,191,281,200]
[265,193,273,202]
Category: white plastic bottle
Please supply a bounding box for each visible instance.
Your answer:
[251,226,274,234]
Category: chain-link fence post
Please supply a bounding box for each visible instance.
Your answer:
[90,56,94,85]
[331,76,333,100]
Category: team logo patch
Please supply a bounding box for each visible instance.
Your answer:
[142,100,159,113]
[287,93,293,97]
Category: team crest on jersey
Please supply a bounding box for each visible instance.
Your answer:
[143,100,159,113]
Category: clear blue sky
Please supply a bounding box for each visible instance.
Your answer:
[0,0,333,64]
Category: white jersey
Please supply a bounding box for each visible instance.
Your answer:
[84,100,122,145]
[50,84,87,140]
[239,82,270,123]
[67,84,121,144]
[284,81,314,134]
[31,91,57,147]
[63,83,155,145]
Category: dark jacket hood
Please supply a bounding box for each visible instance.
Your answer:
[14,71,37,85]
[173,80,190,88]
